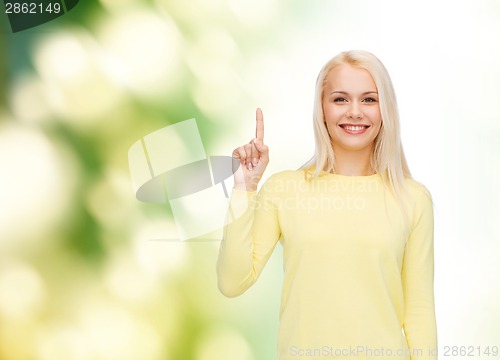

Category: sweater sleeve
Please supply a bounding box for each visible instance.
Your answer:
[402,186,438,360]
[216,175,282,298]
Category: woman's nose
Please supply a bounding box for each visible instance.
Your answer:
[347,105,364,119]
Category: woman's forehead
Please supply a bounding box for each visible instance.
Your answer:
[325,64,377,92]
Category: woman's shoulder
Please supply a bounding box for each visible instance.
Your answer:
[404,177,433,202]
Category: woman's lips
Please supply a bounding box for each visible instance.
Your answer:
[338,124,370,134]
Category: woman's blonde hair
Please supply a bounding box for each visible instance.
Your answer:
[300,50,413,234]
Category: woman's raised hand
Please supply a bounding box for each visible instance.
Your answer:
[232,108,269,191]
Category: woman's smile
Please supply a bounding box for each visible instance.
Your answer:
[338,123,371,134]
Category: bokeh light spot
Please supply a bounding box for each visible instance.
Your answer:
[0,123,76,250]
[0,262,46,319]
[98,8,181,101]
[195,325,254,360]
[9,73,52,124]
[33,29,124,123]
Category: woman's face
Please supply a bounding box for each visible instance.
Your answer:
[322,64,382,153]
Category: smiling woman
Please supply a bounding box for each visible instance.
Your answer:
[217,50,438,360]
[323,65,382,159]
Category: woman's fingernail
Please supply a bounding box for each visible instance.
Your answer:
[253,158,258,166]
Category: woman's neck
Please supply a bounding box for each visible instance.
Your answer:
[330,145,375,176]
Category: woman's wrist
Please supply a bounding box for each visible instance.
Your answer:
[233,183,257,192]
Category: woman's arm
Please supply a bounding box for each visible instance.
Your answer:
[217,108,279,297]
[216,175,281,298]
[402,186,438,360]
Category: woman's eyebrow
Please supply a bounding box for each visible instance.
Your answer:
[330,91,378,95]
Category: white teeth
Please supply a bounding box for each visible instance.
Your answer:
[343,125,366,131]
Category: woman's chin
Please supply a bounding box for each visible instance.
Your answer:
[332,140,375,152]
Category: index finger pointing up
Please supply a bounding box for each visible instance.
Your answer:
[255,108,264,142]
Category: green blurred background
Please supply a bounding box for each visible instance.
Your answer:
[0,0,499,359]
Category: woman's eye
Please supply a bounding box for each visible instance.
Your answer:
[333,97,347,102]
[363,97,377,103]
